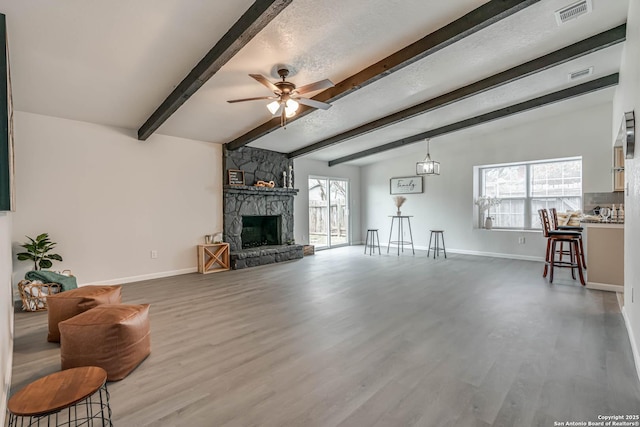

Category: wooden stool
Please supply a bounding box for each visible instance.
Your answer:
[549,235,585,285]
[364,229,381,255]
[428,230,447,259]
[539,209,585,286]
[549,208,587,269]
[7,366,112,426]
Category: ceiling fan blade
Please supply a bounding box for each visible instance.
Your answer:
[249,74,280,93]
[295,79,334,95]
[296,97,332,110]
[227,96,276,103]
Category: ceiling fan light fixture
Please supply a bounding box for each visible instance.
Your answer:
[285,99,299,118]
[266,100,281,115]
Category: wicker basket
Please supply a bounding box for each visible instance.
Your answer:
[18,280,62,312]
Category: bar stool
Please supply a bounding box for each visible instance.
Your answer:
[427,230,447,259]
[538,209,585,285]
[364,229,381,255]
[549,208,586,269]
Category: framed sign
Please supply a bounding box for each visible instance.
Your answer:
[390,176,423,194]
[227,169,245,186]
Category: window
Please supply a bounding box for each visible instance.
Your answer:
[478,158,582,229]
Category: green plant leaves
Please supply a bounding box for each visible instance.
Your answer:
[17,233,63,271]
[39,259,53,269]
[16,252,34,261]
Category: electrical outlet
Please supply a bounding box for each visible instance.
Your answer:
[150,250,158,259]
[518,237,525,244]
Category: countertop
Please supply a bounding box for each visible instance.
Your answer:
[580,221,624,229]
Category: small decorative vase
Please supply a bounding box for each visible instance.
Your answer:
[397,210,402,216]
[485,217,493,230]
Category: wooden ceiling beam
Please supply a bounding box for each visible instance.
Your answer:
[328,73,619,166]
[137,0,292,141]
[225,0,539,151]
[290,25,626,158]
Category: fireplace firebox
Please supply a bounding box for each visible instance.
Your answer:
[241,215,282,249]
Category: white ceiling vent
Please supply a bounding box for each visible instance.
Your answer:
[568,66,594,81]
[555,0,592,25]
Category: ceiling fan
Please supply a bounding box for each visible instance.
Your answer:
[227,67,334,126]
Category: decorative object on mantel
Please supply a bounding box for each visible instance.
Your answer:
[474,196,502,229]
[416,138,440,176]
[255,180,275,188]
[288,165,293,189]
[282,171,287,188]
[227,169,245,186]
[393,196,407,216]
[390,176,423,194]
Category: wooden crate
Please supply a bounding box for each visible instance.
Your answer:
[197,243,230,274]
[303,245,315,256]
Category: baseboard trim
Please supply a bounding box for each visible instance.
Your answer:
[444,248,544,263]
[80,267,198,286]
[586,282,624,293]
[622,306,640,385]
[369,243,544,262]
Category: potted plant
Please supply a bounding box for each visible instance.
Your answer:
[16,233,66,311]
[17,233,63,270]
[474,196,502,229]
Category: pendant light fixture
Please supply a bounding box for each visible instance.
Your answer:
[416,138,440,175]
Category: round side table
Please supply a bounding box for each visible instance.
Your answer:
[7,366,112,426]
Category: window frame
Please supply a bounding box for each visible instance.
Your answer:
[476,157,582,230]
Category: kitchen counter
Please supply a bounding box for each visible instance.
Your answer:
[580,222,624,292]
[581,222,624,229]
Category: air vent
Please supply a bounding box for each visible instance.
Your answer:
[568,66,593,81]
[555,0,592,25]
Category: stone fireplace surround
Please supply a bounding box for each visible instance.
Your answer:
[223,146,303,269]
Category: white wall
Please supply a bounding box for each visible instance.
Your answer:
[11,112,223,286]
[613,0,640,381]
[0,212,13,426]
[362,101,613,260]
[293,158,362,245]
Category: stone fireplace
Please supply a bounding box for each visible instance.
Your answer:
[223,146,303,269]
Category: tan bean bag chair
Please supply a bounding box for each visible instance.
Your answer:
[59,304,151,381]
[47,285,122,342]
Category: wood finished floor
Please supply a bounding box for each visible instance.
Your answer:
[10,247,640,426]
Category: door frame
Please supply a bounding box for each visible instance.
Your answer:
[308,175,351,250]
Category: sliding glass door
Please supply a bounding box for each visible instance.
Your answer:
[308,177,349,249]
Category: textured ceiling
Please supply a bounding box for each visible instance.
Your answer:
[0,0,629,166]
